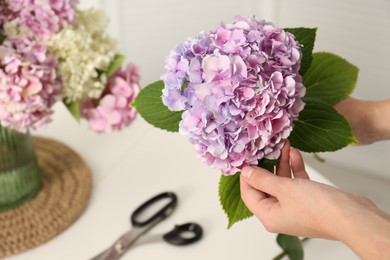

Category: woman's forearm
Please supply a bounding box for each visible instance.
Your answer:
[335,98,390,144]
[344,215,390,259]
[337,198,390,259]
[372,99,390,142]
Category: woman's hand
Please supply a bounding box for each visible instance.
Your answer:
[240,141,390,259]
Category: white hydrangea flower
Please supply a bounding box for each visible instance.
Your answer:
[47,8,117,102]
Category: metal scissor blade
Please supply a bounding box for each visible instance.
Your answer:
[90,227,146,260]
[90,247,119,260]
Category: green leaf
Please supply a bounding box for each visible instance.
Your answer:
[258,158,279,172]
[106,54,125,78]
[303,52,359,105]
[219,159,278,229]
[274,234,304,260]
[289,98,357,152]
[284,28,317,76]
[181,82,189,90]
[0,34,5,45]
[132,80,182,132]
[219,173,253,229]
[64,100,81,123]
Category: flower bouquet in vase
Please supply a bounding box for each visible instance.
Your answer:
[0,0,140,256]
[132,16,358,259]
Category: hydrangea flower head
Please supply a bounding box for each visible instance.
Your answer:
[162,16,305,175]
[0,0,78,39]
[47,9,117,102]
[81,64,141,133]
[0,37,61,132]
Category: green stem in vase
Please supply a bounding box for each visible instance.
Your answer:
[0,124,42,211]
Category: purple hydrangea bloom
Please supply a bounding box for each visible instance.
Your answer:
[162,16,305,175]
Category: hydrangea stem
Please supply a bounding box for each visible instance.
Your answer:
[0,125,41,211]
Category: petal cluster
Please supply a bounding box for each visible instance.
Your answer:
[47,9,117,102]
[81,64,141,133]
[0,0,78,39]
[0,38,61,132]
[162,16,305,175]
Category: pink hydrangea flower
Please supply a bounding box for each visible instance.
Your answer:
[0,37,61,132]
[81,64,141,133]
[0,0,78,38]
[162,16,305,175]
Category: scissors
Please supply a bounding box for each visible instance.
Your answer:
[90,192,203,260]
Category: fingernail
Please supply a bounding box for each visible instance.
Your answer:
[242,166,255,179]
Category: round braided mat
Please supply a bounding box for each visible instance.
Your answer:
[0,136,92,258]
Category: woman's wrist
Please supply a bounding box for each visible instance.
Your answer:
[336,198,390,259]
[346,213,390,259]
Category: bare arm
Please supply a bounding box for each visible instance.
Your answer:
[335,97,390,144]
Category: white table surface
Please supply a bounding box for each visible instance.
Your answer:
[6,103,358,260]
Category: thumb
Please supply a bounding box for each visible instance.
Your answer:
[241,166,284,197]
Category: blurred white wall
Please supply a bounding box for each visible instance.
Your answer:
[77,0,390,179]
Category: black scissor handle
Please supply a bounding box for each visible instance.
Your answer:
[163,223,203,246]
[131,192,178,227]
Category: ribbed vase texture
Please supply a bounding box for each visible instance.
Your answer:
[0,125,41,211]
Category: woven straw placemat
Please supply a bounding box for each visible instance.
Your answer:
[0,136,92,258]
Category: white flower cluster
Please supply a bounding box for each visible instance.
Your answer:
[48,9,117,102]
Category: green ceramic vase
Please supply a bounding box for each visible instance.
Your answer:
[0,124,41,211]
